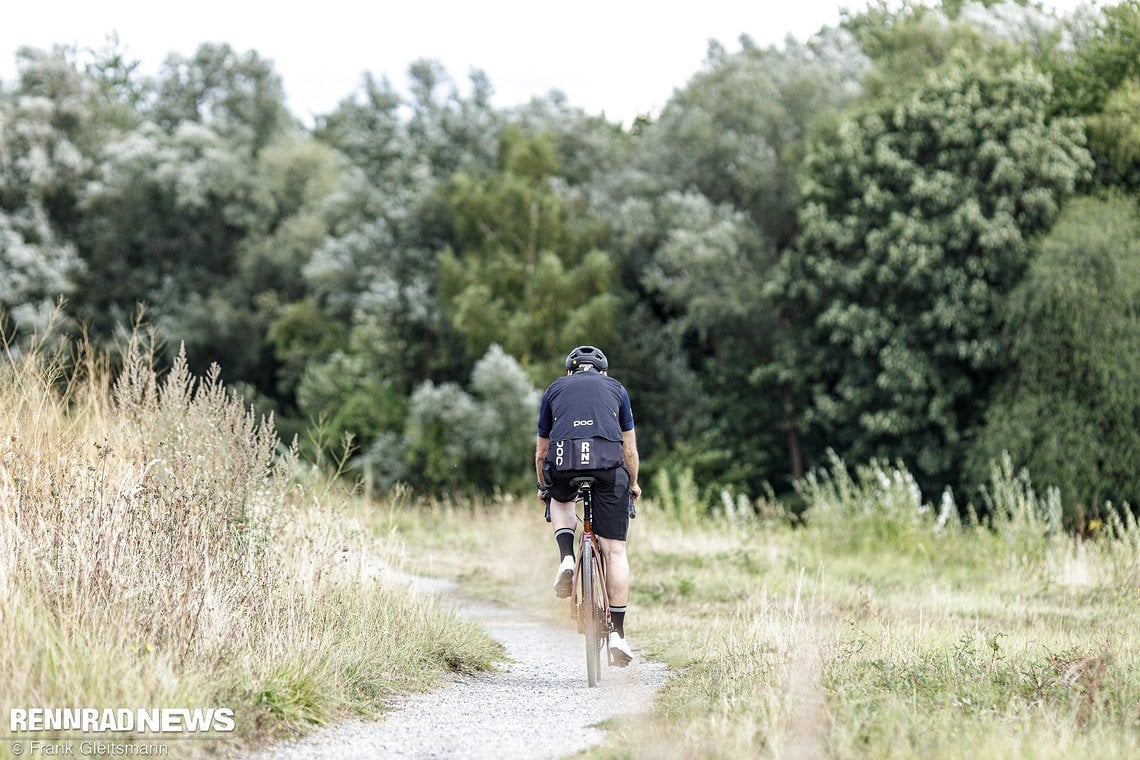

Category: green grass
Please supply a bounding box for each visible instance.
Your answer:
[381,459,1140,759]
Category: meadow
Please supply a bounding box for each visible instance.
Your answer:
[4,335,1138,759]
[388,462,1140,759]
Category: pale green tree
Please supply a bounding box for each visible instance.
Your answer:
[0,46,115,334]
[78,121,276,344]
[400,345,539,493]
[150,43,293,151]
[642,31,864,250]
[602,31,863,493]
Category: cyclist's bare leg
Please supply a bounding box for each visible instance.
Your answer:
[598,535,633,664]
[550,499,576,533]
[550,498,578,597]
[597,536,629,607]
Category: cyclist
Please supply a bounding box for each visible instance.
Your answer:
[535,345,641,666]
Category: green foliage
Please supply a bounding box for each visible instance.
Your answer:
[980,453,1063,564]
[0,47,109,335]
[295,346,407,457]
[401,345,539,493]
[776,56,1092,495]
[439,128,619,378]
[402,378,479,491]
[799,451,952,555]
[641,192,767,341]
[1048,0,1140,117]
[644,33,864,248]
[150,43,292,151]
[77,120,276,336]
[623,33,863,494]
[0,210,81,334]
[797,451,1078,573]
[651,466,706,526]
[1086,78,1140,190]
[2,15,1138,508]
[266,298,348,399]
[967,196,1140,518]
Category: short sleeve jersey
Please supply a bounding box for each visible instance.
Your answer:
[536,371,634,442]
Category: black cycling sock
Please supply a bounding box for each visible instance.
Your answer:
[609,606,626,637]
[555,528,575,560]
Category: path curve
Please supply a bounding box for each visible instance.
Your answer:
[251,575,667,760]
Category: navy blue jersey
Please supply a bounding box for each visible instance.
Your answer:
[536,371,634,442]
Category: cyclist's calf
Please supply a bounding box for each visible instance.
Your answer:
[596,536,629,607]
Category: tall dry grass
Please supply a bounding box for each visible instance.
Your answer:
[0,334,499,753]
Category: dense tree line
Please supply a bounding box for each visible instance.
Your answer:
[2,1,1138,522]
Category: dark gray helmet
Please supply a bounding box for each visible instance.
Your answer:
[565,345,609,372]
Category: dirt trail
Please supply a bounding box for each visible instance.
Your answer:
[250,576,667,760]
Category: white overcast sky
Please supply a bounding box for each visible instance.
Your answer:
[0,0,1098,125]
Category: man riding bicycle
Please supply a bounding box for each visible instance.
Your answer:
[535,345,642,666]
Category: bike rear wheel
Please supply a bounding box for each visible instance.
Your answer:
[581,541,603,687]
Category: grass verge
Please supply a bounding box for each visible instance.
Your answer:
[0,336,501,758]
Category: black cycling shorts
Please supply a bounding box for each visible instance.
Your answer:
[542,461,631,541]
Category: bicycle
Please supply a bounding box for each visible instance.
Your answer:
[568,475,610,687]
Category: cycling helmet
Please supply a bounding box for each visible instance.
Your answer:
[565,345,609,372]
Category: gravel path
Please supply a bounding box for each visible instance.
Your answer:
[250,575,668,760]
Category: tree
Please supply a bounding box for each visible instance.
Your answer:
[0,209,81,334]
[150,43,293,152]
[1085,78,1140,192]
[76,121,276,349]
[399,345,539,493]
[774,57,1092,496]
[403,60,500,178]
[438,127,620,380]
[967,196,1140,520]
[642,32,864,252]
[0,46,113,335]
[1046,0,1140,118]
[607,32,863,494]
[313,73,408,185]
[271,60,512,459]
[842,1,1043,102]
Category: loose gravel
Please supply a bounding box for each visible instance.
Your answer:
[250,575,668,760]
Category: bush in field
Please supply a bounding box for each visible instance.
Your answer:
[399,344,539,494]
[798,452,1076,570]
[795,448,1140,589]
[797,452,954,555]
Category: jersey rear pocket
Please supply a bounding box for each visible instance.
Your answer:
[548,437,623,470]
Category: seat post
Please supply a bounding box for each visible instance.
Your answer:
[571,476,597,536]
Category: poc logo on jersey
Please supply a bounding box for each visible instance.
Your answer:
[573,419,595,427]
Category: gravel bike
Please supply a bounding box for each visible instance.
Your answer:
[568,476,611,687]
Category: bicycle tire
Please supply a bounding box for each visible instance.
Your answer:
[582,541,601,687]
[592,548,607,683]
